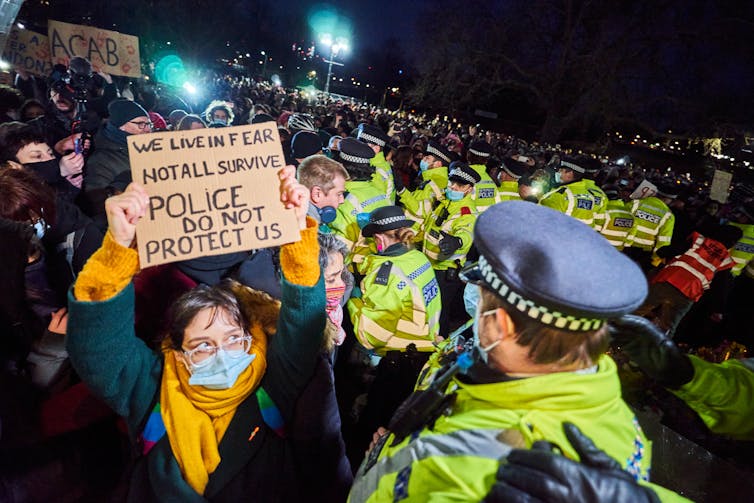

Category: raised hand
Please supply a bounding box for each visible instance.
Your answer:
[278,165,310,229]
[104,183,149,248]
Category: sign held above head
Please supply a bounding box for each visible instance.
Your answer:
[128,123,300,267]
[48,20,141,77]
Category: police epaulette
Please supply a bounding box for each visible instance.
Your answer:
[375,261,393,285]
[557,187,567,194]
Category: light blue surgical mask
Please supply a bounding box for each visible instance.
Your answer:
[445,187,465,201]
[554,171,563,185]
[420,159,431,172]
[187,349,256,390]
[463,284,480,319]
[32,218,48,239]
[473,309,501,365]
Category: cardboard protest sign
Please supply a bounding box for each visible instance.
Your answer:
[2,28,52,76]
[48,20,141,77]
[709,169,733,203]
[128,124,300,267]
[629,179,657,200]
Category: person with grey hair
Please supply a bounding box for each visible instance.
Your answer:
[288,231,354,502]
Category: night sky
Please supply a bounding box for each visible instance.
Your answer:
[269,0,424,58]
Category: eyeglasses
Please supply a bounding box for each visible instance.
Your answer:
[183,334,252,367]
[129,120,154,130]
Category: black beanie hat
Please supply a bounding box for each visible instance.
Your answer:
[108,99,149,128]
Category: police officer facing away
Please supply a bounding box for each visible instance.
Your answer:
[349,202,687,503]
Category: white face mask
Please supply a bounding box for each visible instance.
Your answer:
[473,309,502,364]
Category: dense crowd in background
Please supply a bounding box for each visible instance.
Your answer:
[1,59,753,502]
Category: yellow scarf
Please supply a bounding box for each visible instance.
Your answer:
[160,322,268,495]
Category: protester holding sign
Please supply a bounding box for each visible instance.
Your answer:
[66,166,328,500]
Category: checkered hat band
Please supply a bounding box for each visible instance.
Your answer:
[468,148,490,157]
[373,215,408,226]
[561,161,585,173]
[450,169,476,185]
[426,145,451,164]
[655,190,677,199]
[478,255,604,332]
[502,165,522,179]
[340,151,371,164]
[358,132,386,147]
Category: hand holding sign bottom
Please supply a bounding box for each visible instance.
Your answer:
[278,165,310,230]
[105,183,149,248]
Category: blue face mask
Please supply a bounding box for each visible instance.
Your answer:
[187,349,256,390]
[445,187,465,201]
[463,284,480,319]
[420,159,431,172]
[32,218,48,239]
[356,212,371,229]
[473,309,501,365]
[554,171,563,185]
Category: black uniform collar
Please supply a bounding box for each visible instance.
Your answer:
[378,243,408,257]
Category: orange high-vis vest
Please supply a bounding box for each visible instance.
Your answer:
[652,232,734,302]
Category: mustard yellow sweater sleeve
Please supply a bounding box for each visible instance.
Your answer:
[73,231,140,302]
[280,216,320,287]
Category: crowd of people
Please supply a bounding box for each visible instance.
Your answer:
[0,56,753,502]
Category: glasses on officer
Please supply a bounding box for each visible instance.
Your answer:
[182,334,252,367]
[129,119,154,131]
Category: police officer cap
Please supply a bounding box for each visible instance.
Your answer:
[339,137,375,165]
[448,161,481,186]
[361,205,414,238]
[580,156,603,174]
[425,140,453,165]
[358,123,390,148]
[468,140,492,158]
[291,131,323,159]
[500,157,529,179]
[559,156,587,173]
[462,201,647,331]
[655,181,680,199]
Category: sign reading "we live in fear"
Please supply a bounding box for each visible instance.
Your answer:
[128,124,300,267]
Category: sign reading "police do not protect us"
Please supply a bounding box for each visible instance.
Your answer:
[127,123,301,267]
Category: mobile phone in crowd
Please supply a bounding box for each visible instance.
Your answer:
[74,137,83,154]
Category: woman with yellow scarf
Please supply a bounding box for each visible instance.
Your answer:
[66,166,326,501]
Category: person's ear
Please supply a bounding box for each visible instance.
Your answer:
[494,308,516,341]
[311,186,323,204]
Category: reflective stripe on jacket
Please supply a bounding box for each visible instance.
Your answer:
[469,164,497,213]
[348,247,441,354]
[540,180,599,228]
[628,197,675,252]
[651,232,734,302]
[421,197,478,270]
[600,199,635,250]
[349,355,678,503]
[729,223,754,276]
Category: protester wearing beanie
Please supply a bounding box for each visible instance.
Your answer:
[83,99,152,215]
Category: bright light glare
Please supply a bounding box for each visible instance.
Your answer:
[320,33,333,46]
[16,22,24,29]
[0,60,11,70]
[183,82,197,94]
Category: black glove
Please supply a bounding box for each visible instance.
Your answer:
[609,314,694,388]
[484,422,661,503]
[438,231,462,256]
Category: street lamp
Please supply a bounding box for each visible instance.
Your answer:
[320,34,349,94]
